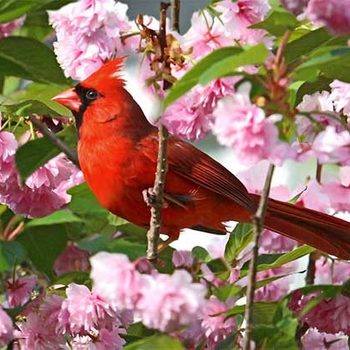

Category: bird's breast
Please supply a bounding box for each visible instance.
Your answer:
[77,136,155,225]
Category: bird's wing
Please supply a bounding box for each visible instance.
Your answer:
[141,134,255,212]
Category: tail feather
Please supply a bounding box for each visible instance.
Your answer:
[251,195,350,260]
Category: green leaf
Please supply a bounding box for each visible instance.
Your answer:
[252,300,298,349]
[0,240,27,272]
[213,284,242,301]
[124,335,184,350]
[289,77,332,107]
[240,245,314,277]
[10,83,72,116]
[1,100,62,117]
[224,223,253,262]
[15,125,77,182]
[0,0,52,23]
[199,44,269,85]
[79,236,146,261]
[164,47,242,108]
[285,28,332,64]
[251,8,299,36]
[68,183,112,234]
[18,0,75,40]
[294,47,350,83]
[192,246,211,263]
[26,210,83,227]
[17,223,68,279]
[54,272,91,286]
[0,37,66,84]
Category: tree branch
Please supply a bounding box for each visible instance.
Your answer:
[29,115,79,167]
[146,2,172,261]
[242,163,275,350]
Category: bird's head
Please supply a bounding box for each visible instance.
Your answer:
[52,57,127,130]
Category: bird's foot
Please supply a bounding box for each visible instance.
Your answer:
[142,188,168,208]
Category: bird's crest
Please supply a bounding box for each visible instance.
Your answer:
[81,56,127,88]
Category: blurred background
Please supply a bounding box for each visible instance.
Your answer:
[125,0,211,32]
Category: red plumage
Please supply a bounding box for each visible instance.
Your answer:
[52,58,350,260]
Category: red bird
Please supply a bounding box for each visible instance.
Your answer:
[53,58,350,259]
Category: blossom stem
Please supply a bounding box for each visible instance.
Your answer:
[242,163,275,350]
[146,2,172,261]
[28,115,79,167]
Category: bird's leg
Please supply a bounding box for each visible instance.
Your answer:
[142,188,169,208]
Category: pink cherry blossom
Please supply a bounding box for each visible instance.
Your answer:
[172,250,194,268]
[281,0,309,15]
[91,252,144,311]
[58,283,111,334]
[0,17,25,38]
[5,276,37,308]
[49,0,136,80]
[39,294,65,329]
[183,11,232,59]
[311,127,350,165]
[54,245,90,276]
[295,91,343,146]
[0,130,17,182]
[163,78,237,141]
[291,290,350,335]
[70,325,126,350]
[216,0,270,45]
[0,156,82,218]
[0,307,13,347]
[255,264,296,302]
[213,90,292,165]
[330,80,350,117]
[340,166,350,187]
[136,270,206,332]
[307,0,350,35]
[304,295,350,334]
[260,229,297,253]
[0,130,83,218]
[299,179,331,212]
[316,257,350,285]
[14,313,66,350]
[200,296,236,349]
[302,328,348,350]
[298,90,334,113]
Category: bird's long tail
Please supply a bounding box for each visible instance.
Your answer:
[251,194,350,260]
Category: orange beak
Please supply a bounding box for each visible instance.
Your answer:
[51,88,81,112]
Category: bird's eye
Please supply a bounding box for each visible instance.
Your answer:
[86,89,98,100]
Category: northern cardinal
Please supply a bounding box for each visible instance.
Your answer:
[52,58,350,259]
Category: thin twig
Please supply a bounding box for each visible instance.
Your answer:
[242,164,275,350]
[146,2,171,261]
[305,162,322,285]
[29,115,79,167]
[170,0,180,32]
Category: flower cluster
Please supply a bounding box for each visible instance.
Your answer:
[0,121,82,218]
[48,0,137,80]
[307,0,350,35]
